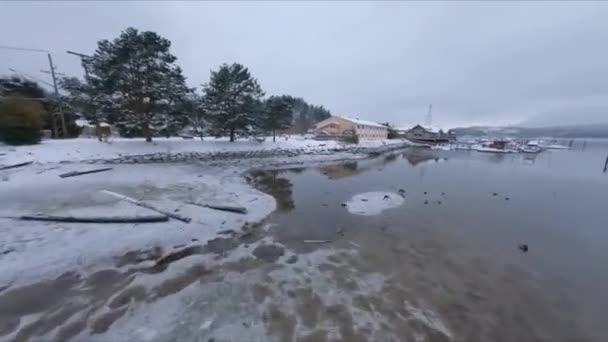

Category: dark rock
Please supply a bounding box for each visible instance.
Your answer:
[383,195,390,200]
[253,244,285,263]
[437,201,442,204]
[1,247,15,255]
[505,197,510,200]
[424,191,428,195]
[361,198,368,202]
[286,255,298,264]
[492,192,498,196]
[341,203,347,207]
[518,244,528,253]
[424,200,429,205]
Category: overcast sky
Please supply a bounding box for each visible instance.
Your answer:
[1,1,607,128]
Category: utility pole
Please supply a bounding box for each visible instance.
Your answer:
[47,53,67,137]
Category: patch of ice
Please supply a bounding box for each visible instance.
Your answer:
[199,316,215,331]
[403,300,452,339]
[345,192,404,216]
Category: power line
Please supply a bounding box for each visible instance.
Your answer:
[8,68,55,88]
[0,45,48,54]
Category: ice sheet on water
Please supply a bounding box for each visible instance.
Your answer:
[345,191,404,216]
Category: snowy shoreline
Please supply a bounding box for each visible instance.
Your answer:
[0,138,410,288]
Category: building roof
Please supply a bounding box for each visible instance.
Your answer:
[337,116,387,128]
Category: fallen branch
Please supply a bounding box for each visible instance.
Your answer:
[303,240,332,244]
[7,215,168,223]
[59,167,113,178]
[0,161,33,171]
[185,201,247,214]
[101,190,191,223]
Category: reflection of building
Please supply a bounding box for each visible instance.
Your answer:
[315,116,388,140]
[402,150,446,166]
[404,124,454,144]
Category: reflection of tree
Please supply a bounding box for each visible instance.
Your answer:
[318,161,360,179]
[249,170,295,212]
[288,167,306,174]
[384,153,398,163]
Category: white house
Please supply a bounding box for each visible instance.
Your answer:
[315,116,388,140]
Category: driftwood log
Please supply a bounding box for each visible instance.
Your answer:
[101,190,191,223]
[0,161,33,171]
[185,201,247,214]
[59,167,113,178]
[12,215,168,223]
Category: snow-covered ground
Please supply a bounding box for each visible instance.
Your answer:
[0,136,404,165]
[0,137,414,341]
[0,163,275,287]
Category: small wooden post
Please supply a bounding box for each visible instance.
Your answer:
[603,155,608,173]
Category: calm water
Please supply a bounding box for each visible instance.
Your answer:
[251,139,608,341]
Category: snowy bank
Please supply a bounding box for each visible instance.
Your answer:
[0,163,275,286]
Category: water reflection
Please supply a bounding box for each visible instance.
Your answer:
[252,142,608,340]
[317,153,401,180]
[249,170,295,211]
[402,149,448,166]
[318,161,359,179]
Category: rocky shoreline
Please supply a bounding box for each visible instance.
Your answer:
[81,141,412,165]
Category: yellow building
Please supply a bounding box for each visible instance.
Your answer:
[315,116,388,140]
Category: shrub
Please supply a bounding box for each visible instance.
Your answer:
[343,132,359,144]
[0,96,45,145]
[387,127,399,139]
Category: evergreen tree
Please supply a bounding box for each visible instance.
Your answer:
[181,93,206,140]
[86,27,189,141]
[202,63,264,142]
[262,95,293,142]
[286,97,331,134]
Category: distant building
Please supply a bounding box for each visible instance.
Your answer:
[405,124,455,144]
[315,116,388,140]
[75,117,111,138]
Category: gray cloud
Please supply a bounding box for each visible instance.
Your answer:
[1,1,607,128]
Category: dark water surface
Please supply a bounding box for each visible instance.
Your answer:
[251,139,608,341]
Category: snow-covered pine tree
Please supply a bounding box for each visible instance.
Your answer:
[181,92,207,140]
[263,95,293,142]
[86,27,189,142]
[202,63,264,142]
